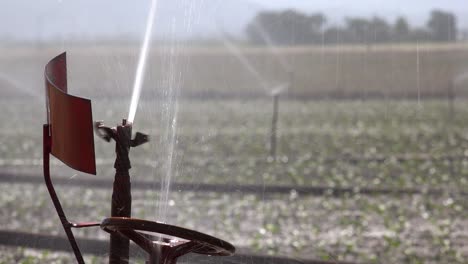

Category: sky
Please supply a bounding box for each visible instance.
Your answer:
[1,0,467,42]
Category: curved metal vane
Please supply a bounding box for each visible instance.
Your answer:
[45,52,96,175]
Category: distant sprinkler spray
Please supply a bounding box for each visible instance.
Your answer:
[220,36,269,91]
[128,0,158,123]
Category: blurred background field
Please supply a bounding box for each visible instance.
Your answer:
[3,76,468,263]
[2,43,468,100]
[2,1,468,263]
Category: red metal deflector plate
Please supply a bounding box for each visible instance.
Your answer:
[45,52,96,175]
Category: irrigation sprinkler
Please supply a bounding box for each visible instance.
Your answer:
[269,83,287,160]
[43,53,235,264]
[287,69,294,97]
[447,79,455,121]
[94,119,148,263]
[270,93,279,159]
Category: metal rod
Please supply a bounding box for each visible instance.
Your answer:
[43,124,85,264]
[270,94,279,160]
[109,121,133,264]
[94,120,148,264]
[448,79,455,121]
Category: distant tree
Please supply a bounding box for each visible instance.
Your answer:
[394,17,410,42]
[323,26,347,45]
[427,10,457,42]
[345,17,372,43]
[460,29,468,41]
[245,12,274,45]
[245,9,459,45]
[409,28,432,42]
[245,10,326,45]
[370,16,391,43]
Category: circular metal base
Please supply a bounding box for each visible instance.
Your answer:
[101,217,235,264]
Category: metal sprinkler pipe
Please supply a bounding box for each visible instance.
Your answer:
[270,94,279,160]
[95,119,149,264]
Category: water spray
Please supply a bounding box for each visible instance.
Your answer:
[128,0,158,123]
[43,52,235,263]
[220,35,270,92]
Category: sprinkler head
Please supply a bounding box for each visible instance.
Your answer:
[94,120,149,146]
[94,119,149,171]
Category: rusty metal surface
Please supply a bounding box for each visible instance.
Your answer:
[101,217,235,264]
[45,52,96,175]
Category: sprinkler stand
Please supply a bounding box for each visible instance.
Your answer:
[44,52,235,264]
[95,119,148,264]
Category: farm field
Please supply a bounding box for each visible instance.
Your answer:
[3,98,468,189]
[2,43,468,263]
[2,97,468,263]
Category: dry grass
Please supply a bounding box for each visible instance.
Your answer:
[1,42,468,99]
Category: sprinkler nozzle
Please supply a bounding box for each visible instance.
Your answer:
[94,121,114,142]
[94,120,149,172]
[94,120,149,147]
[131,132,149,147]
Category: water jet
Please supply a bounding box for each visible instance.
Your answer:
[43,53,235,263]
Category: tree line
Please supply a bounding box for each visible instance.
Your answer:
[245,9,457,45]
